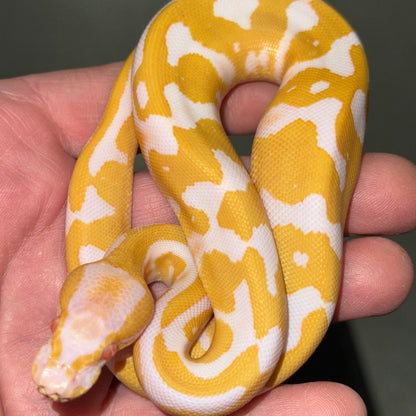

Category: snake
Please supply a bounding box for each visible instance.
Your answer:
[32,0,368,414]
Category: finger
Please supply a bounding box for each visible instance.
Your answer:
[235,382,366,416]
[347,153,416,235]
[101,383,167,416]
[221,81,278,135]
[334,236,413,322]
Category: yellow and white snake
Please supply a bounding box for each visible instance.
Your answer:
[32,0,368,414]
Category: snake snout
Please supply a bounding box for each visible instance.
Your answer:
[33,361,78,400]
[37,386,70,403]
[32,340,102,401]
[33,360,102,401]
[34,364,101,401]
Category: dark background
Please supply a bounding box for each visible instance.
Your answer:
[1,1,415,415]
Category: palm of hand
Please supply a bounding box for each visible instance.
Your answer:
[0,65,414,416]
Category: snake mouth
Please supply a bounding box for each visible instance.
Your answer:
[37,386,70,403]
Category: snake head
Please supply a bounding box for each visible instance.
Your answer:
[32,261,154,401]
[31,307,121,401]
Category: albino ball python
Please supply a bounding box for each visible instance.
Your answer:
[32,0,368,414]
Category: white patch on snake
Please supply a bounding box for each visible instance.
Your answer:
[78,244,106,265]
[284,32,362,84]
[213,0,259,30]
[275,0,319,82]
[88,80,130,177]
[233,42,240,53]
[286,286,335,351]
[351,89,367,143]
[166,22,235,84]
[136,81,149,109]
[293,251,309,268]
[136,113,178,162]
[66,185,115,229]
[310,80,330,94]
[247,225,279,296]
[261,191,343,259]
[138,83,217,162]
[165,83,218,129]
[181,150,279,296]
[246,48,270,73]
[258,98,347,190]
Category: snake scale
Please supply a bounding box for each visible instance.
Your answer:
[32,0,368,414]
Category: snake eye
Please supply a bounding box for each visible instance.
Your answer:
[50,316,61,333]
[101,342,118,361]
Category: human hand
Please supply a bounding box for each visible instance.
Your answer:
[0,64,414,415]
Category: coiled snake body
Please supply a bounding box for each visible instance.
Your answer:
[32,0,368,414]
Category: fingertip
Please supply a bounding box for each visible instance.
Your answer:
[303,383,367,416]
[347,153,416,235]
[335,237,414,321]
[317,383,367,416]
[221,81,278,135]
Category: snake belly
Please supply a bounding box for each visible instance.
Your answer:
[32,0,368,415]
